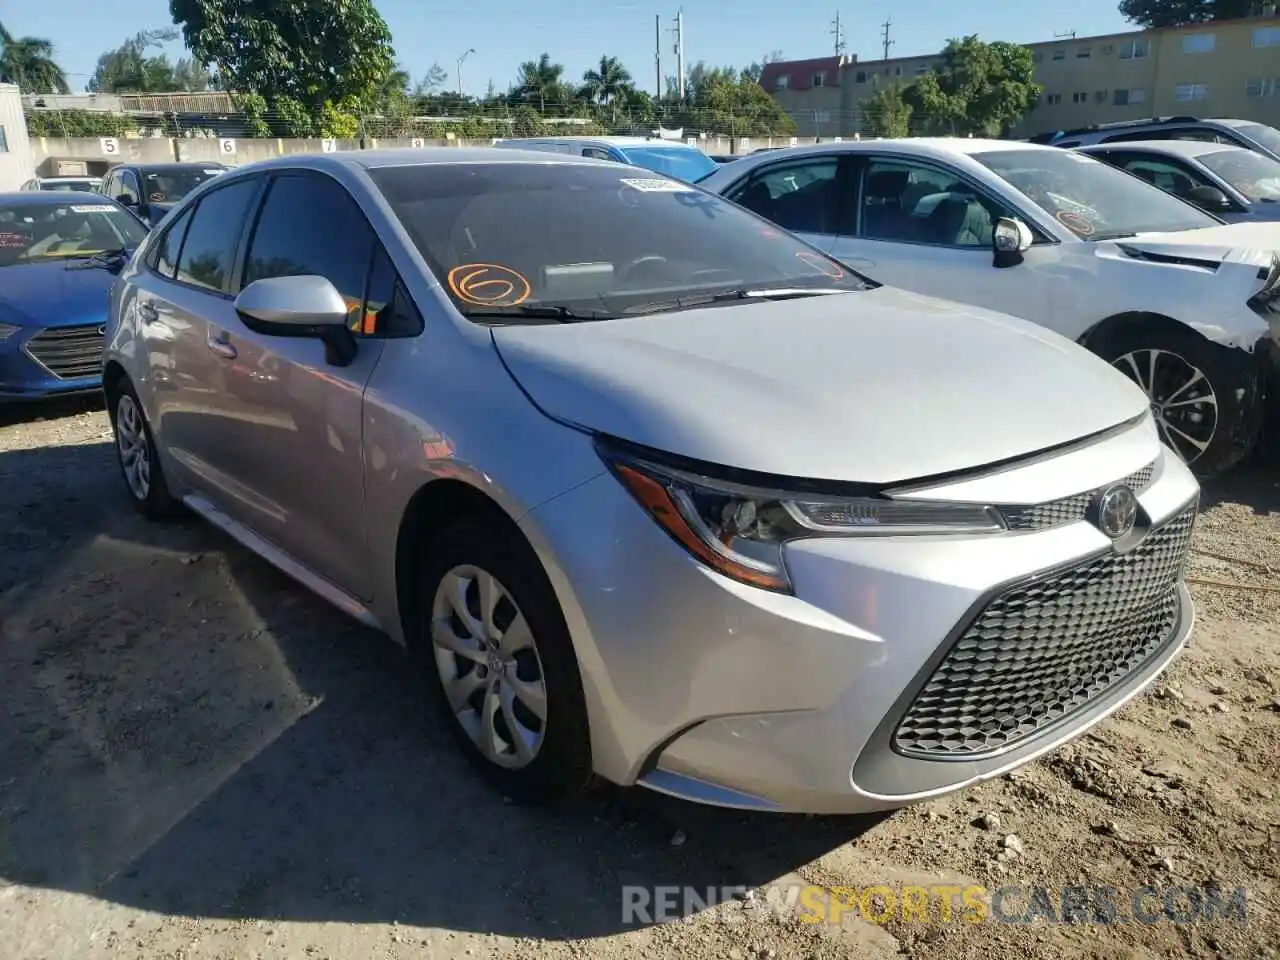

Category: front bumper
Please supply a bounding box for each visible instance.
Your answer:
[521,417,1199,814]
[0,324,104,400]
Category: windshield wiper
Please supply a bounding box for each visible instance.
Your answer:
[624,287,850,316]
[465,304,617,323]
[64,247,128,270]
[1087,231,1138,242]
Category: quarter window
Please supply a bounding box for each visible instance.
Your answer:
[729,157,843,234]
[151,207,193,278]
[858,158,1004,248]
[173,178,260,294]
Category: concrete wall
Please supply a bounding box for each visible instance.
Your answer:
[30,134,838,174]
[0,84,36,190]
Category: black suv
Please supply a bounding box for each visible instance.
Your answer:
[97,161,230,227]
[1028,116,1280,163]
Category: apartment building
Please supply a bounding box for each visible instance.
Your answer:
[759,13,1280,138]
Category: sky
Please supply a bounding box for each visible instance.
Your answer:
[5,0,1137,96]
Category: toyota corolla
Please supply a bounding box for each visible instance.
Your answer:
[102,150,1198,813]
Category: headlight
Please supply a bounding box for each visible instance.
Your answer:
[597,440,1005,593]
[0,323,21,343]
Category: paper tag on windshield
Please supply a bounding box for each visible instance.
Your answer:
[204,169,224,175]
[620,178,693,192]
[70,205,112,213]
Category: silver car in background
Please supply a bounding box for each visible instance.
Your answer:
[103,150,1198,814]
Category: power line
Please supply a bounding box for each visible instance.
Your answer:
[831,11,846,58]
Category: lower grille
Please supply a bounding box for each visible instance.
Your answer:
[892,503,1195,760]
[24,324,104,380]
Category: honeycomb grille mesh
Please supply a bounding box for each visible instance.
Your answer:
[892,503,1195,760]
[1000,463,1155,532]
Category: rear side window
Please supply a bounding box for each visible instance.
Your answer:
[174,179,260,294]
[243,173,375,331]
[151,207,193,278]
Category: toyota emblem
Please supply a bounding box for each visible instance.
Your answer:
[1093,484,1138,540]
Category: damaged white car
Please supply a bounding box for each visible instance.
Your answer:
[700,139,1280,476]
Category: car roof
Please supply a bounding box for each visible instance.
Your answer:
[0,191,116,206]
[705,137,1047,165]
[39,175,101,181]
[500,135,699,148]
[1075,139,1246,159]
[109,161,229,171]
[219,147,624,176]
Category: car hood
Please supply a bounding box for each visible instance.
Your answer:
[1100,220,1280,267]
[491,287,1150,484]
[0,259,115,328]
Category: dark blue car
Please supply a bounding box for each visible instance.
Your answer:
[0,192,149,400]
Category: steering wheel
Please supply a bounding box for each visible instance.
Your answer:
[617,255,670,284]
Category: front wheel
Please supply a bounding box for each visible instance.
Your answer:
[108,378,182,520]
[1100,325,1262,478]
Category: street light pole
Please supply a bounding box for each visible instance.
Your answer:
[456,48,475,95]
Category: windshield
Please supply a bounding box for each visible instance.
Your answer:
[1236,123,1280,157]
[369,163,871,321]
[140,166,224,203]
[617,146,718,183]
[974,148,1220,239]
[0,201,147,267]
[41,180,100,193]
[1197,148,1280,202]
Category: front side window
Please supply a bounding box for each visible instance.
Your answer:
[974,148,1219,240]
[858,158,1004,247]
[1106,155,1210,198]
[173,179,260,293]
[368,162,871,322]
[582,147,614,161]
[1196,148,1280,203]
[617,145,717,183]
[117,172,140,204]
[243,173,385,334]
[141,166,225,204]
[0,200,149,267]
[729,157,843,234]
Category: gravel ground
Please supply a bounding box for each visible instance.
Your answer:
[1,398,1277,960]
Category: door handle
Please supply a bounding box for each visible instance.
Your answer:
[138,300,159,324]
[206,328,237,360]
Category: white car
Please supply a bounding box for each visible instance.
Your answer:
[699,138,1280,476]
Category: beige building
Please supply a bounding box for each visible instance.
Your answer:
[760,13,1280,138]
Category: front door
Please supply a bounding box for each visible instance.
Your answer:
[827,155,1057,325]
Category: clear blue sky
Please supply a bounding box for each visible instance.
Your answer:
[7,0,1136,96]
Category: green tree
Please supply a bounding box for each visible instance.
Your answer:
[579,55,632,108]
[516,53,565,111]
[510,105,543,137]
[906,35,1040,136]
[88,29,211,93]
[413,62,449,95]
[1118,0,1254,27]
[170,0,395,112]
[862,83,914,138]
[0,23,70,93]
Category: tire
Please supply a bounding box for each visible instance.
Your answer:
[1097,323,1262,479]
[412,513,593,804]
[107,377,183,521]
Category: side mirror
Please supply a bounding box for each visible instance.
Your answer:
[234,275,357,366]
[1183,184,1233,213]
[116,193,137,206]
[993,217,1034,268]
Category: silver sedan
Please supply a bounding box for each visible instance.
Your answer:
[103,149,1198,813]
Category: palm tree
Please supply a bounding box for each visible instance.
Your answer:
[0,22,70,93]
[580,55,632,119]
[516,53,564,112]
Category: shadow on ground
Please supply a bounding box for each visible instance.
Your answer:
[0,432,882,940]
[1199,433,1280,514]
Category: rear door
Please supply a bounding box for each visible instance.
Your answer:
[721,152,856,253]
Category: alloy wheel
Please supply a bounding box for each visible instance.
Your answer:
[115,394,152,501]
[430,564,548,769]
[1112,348,1218,465]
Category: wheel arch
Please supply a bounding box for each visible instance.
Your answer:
[393,476,534,648]
[1078,311,1203,357]
[102,360,127,404]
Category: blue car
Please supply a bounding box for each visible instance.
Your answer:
[0,192,149,400]
[1077,140,1280,223]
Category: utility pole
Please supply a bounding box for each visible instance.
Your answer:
[655,14,663,98]
[831,11,846,58]
[880,18,894,61]
[672,9,686,100]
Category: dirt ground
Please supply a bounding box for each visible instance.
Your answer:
[1,397,1277,960]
